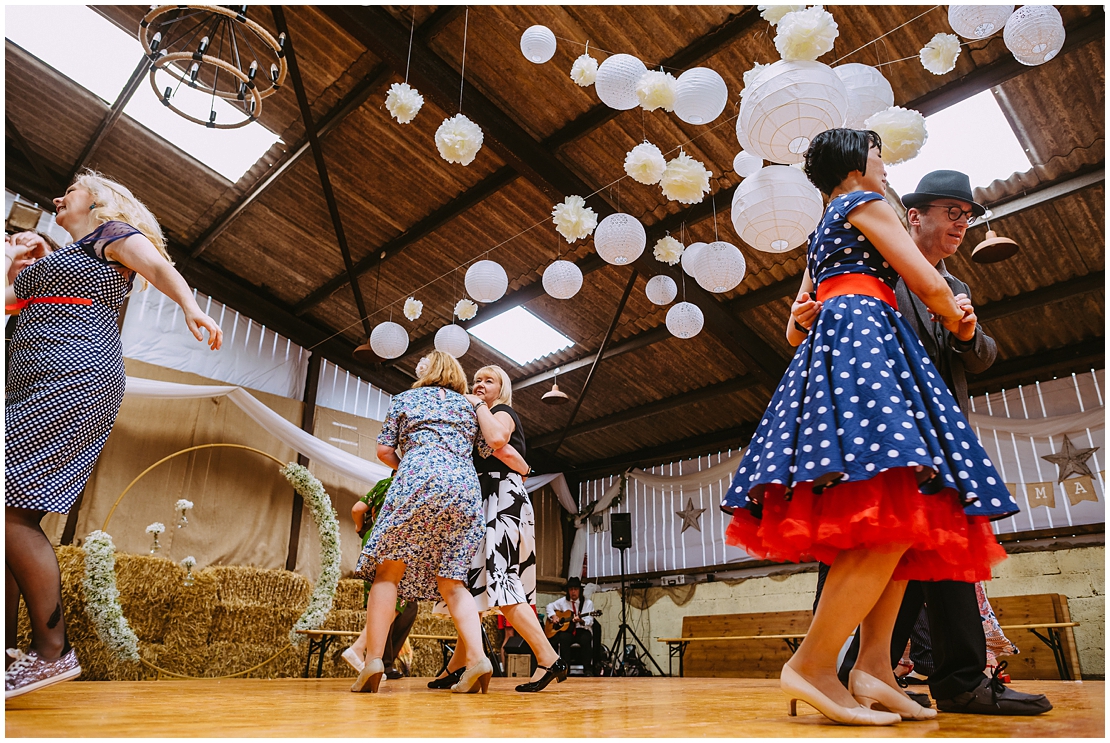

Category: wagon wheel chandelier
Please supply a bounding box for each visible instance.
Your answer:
[138,5,288,129]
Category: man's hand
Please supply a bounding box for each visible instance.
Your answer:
[951,292,977,342]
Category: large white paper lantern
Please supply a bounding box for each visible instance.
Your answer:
[645,274,678,305]
[465,260,508,303]
[731,165,823,253]
[434,324,470,358]
[542,260,583,299]
[594,212,646,265]
[681,241,708,277]
[733,151,764,178]
[835,63,894,129]
[691,241,746,293]
[738,60,850,164]
[948,5,1014,40]
[370,321,409,360]
[595,54,647,110]
[520,25,557,64]
[1004,5,1065,66]
[674,67,729,125]
[666,302,704,339]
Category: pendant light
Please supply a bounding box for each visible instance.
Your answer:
[972,217,1019,263]
[542,368,570,405]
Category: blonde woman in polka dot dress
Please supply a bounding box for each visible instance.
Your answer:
[5,172,222,699]
[722,130,1017,726]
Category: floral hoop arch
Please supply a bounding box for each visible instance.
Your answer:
[83,444,342,675]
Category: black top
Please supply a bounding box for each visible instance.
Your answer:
[474,403,526,476]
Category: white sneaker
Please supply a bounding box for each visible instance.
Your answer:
[342,647,364,674]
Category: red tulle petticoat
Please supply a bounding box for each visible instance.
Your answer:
[725,467,1007,582]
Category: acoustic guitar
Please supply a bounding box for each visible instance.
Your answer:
[544,609,602,638]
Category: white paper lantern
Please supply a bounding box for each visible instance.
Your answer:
[464,259,508,303]
[681,241,708,277]
[733,151,764,178]
[674,67,729,125]
[645,274,678,305]
[666,302,704,339]
[948,5,1014,40]
[835,63,895,128]
[520,25,557,64]
[434,324,470,358]
[594,54,647,110]
[542,260,583,299]
[593,212,646,265]
[369,321,409,360]
[691,241,746,293]
[738,60,850,164]
[1004,5,1065,66]
[731,165,823,253]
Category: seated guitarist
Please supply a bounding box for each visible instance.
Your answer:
[545,577,596,675]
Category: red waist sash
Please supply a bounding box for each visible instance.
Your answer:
[815,273,896,309]
[6,296,94,313]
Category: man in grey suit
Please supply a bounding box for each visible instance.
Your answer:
[817,171,1051,715]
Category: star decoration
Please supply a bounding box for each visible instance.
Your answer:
[675,498,706,533]
[1041,435,1099,483]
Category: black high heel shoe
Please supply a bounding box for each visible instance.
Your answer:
[515,658,568,693]
[427,667,465,689]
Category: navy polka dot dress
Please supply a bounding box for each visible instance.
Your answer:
[6,221,139,514]
[723,192,1017,582]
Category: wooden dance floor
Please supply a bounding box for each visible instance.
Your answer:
[6,677,1102,737]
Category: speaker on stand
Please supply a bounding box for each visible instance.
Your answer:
[607,512,665,677]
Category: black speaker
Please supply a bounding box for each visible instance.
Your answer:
[610,512,632,549]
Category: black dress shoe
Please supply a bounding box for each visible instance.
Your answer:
[427,667,464,689]
[515,658,568,693]
[936,663,1053,716]
[906,691,932,709]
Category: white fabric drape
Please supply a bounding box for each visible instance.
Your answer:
[968,408,1105,438]
[524,472,577,513]
[125,376,392,485]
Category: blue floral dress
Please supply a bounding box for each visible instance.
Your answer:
[723,191,1018,582]
[355,386,488,602]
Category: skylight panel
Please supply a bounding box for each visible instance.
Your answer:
[885,90,1033,198]
[5,5,281,183]
[467,307,575,366]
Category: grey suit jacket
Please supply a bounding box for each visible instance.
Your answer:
[893,261,996,414]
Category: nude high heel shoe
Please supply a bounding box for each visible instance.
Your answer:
[350,657,384,693]
[849,669,938,720]
[780,664,901,726]
[451,657,493,694]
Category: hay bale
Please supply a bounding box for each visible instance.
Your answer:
[210,565,311,606]
[334,579,365,610]
[209,600,304,645]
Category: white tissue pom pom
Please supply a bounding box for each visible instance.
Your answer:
[775,6,839,61]
[454,299,478,321]
[920,32,962,75]
[865,107,928,165]
[636,70,678,112]
[759,5,806,26]
[415,356,431,378]
[435,114,484,166]
[653,235,685,265]
[624,142,667,185]
[384,82,424,124]
[551,195,599,243]
[403,297,423,321]
[741,62,768,99]
[660,151,712,205]
[570,53,599,86]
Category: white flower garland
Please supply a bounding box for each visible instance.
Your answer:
[83,531,140,662]
[283,463,342,644]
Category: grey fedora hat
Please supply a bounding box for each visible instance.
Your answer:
[900,170,986,217]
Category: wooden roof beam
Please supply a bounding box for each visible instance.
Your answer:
[978,271,1104,323]
[68,53,150,183]
[6,114,64,196]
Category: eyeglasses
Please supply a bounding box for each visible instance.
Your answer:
[919,204,974,222]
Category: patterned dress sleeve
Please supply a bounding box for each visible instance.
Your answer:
[79,221,143,264]
[474,428,495,459]
[376,394,403,448]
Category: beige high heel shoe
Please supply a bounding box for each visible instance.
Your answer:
[350,657,384,693]
[451,657,493,694]
[780,664,901,726]
[849,669,938,720]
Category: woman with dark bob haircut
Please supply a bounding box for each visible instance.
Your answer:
[722,129,1017,726]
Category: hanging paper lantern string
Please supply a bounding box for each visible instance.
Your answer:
[594,213,646,266]
[836,63,895,128]
[666,302,704,339]
[731,165,824,254]
[920,33,962,75]
[733,151,764,179]
[674,67,729,125]
[682,241,708,278]
[464,260,508,303]
[370,321,409,359]
[691,241,746,294]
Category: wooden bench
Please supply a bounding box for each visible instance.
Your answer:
[295,629,457,678]
[657,594,1081,680]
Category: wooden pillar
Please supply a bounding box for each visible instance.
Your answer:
[285,352,323,571]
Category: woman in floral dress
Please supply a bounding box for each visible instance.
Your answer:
[351,350,492,694]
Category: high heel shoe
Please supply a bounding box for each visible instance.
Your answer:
[515,658,568,693]
[780,664,900,726]
[427,667,465,690]
[849,669,938,720]
[451,657,492,694]
[350,657,384,693]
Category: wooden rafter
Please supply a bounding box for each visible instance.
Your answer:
[68,53,150,182]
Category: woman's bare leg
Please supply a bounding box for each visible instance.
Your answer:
[437,578,485,668]
[856,578,910,692]
[362,560,405,664]
[501,603,560,682]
